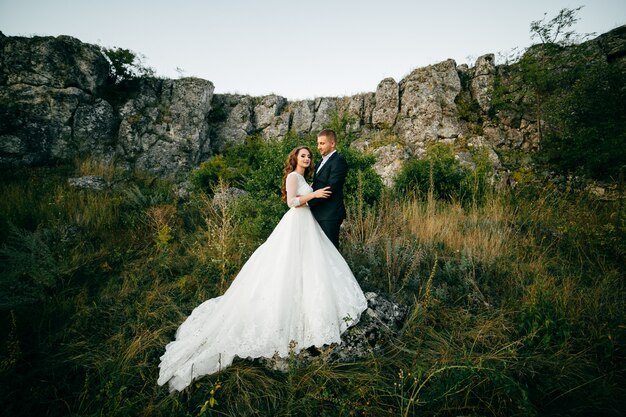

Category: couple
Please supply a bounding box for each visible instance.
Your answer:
[158,129,367,393]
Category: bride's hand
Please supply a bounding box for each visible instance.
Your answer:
[314,186,332,199]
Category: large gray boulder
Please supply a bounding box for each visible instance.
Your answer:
[0,33,113,166]
[395,59,466,147]
[351,134,410,187]
[209,94,255,151]
[253,94,291,140]
[0,84,90,165]
[290,100,315,135]
[336,94,365,131]
[254,94,287,129]
[262,112,291,140]
[74,98,119,159]
[257,292,408,371]
[372,77,399,128]
[0,33,109,94]
[311,97,337,133]
[362,92,376,127]
[470,54,495,113]
[116,77,214,177]
[596,24,626,68]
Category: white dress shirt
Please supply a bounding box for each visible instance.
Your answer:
[316,150,336,173]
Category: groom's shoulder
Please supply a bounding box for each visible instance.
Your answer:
[332,152,347,163]
[335,152,348,166]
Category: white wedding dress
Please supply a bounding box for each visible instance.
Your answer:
[158,171,368,392]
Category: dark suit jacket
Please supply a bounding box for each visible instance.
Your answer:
[309,152,348,221]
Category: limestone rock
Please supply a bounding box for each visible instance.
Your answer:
[336,94,365,131]
[74,98,119,158]
[254,95,287,130]
[362,92,376,127]
[290,100,315,135]
[262,112,291,140]
[116,77,214,177]
[67,175,109,190]
[209,94,255,151]
[372,78,399,128]
[311,97,337,133]
[257,292,408,371]
[596,24,626,67]
[0,34,109,94]
[372,144,411,187]
[212,187,248,206]
[467,136,501,168]
[351,135,410,187]
[395,59,466,146]
[470,54,495,113]
[173,180,193,201]
[0,84,90,165]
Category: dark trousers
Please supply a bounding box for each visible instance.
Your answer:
[317,218,342,249]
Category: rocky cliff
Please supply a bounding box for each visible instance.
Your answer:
[1,26,625,183]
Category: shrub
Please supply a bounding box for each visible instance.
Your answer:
[189,133,383,209]
[101,46,155,84]
[190,154,241,195]
[394,143,469,200]
[0,223,59,309]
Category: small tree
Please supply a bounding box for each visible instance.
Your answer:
[530,6,595,47]
[101,46,155,84]
[519,7,596,143]
[520,7,626,180]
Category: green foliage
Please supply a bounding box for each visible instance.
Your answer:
[0,223,59,309]
[394,143,470,201]
[540,60,626,179]
[190,132,382,211]
[1,151,624,416]
[342,148,384,208]
[461,146,495,206]
[101,46,155,84]
[190,154,240,195]
[529,6,594,46]
[491,7,625,180]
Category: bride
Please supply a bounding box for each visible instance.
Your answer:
[157,146,368,392]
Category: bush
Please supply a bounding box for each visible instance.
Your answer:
[0,223,60,309]
[394,143,469,200]
[539,61,626,179]
[189,133,383,210]
[101,46,155,84]
[190,154,241,195]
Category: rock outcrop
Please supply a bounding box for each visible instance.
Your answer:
[372,78,399,128]
[257,292,409,371]
[0,32,112,166]
[2,25,625,181]
[396,59,466,147]
[470,54,495,113]
[116,77,214,176]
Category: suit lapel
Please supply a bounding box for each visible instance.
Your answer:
[316,152,336,176]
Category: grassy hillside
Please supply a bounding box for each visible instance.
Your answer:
[0,136,624,416]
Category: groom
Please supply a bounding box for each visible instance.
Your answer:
[309,128,348,248]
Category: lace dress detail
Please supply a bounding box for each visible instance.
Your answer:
[157,171,367,392]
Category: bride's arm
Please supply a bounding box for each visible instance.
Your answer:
[286,174,331,208]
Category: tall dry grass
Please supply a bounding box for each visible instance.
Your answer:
[1,158,624,416]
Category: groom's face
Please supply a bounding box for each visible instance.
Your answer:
[317,135,335,157]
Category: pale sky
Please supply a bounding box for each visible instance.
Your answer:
[1,0,624,99]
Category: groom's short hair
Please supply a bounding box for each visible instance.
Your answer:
[318,128,337,143]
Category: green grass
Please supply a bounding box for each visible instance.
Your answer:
[0,154,624,417]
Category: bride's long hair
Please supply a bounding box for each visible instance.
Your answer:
[281,146,313,202]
